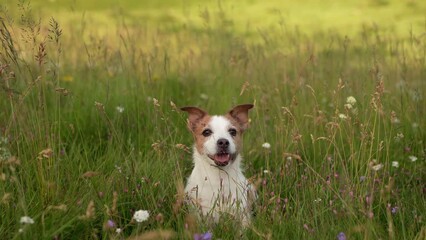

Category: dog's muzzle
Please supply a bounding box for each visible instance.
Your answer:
[208,138,235,166]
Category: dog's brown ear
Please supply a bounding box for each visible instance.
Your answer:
[181,106,208,131]
[227,104,254,130]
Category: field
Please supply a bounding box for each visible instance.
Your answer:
[0,0,425,239]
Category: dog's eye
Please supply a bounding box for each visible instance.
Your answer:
[202,129,212,137]
[229,128,237,137]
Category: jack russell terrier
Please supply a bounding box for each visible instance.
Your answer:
[181,104,255,224]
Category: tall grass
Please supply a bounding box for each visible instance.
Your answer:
[0,1,425,239]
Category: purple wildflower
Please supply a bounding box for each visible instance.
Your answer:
[194,231,212,240]
[337,232,346,240]
[107,220,116,228]
[391,207,398,214]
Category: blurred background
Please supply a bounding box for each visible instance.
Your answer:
[2,0,425,38]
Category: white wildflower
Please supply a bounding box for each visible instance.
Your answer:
[394,133,404,142]
[115,228,122,234]
[371,163,384,171]
[263,170,270,174]
[408,155,418,162]
[346,96,357,105]
[338,114,347,119]
[200,93,209,100]
[20,216,34,224]
[262,142,271,149]
[114,165,122,173]
[344,103,353,109]
[18,228,23,233]
[133,210,149,223]
[392,161,399,168]
[116,106,124,113]
[391,117,400,124]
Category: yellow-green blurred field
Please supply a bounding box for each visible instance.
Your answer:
[0,0,425,239]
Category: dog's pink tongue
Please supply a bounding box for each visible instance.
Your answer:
[215,154,230,163]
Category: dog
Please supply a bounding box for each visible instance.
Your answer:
[181,104,255,224]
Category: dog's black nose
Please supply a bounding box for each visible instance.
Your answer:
[217,138,229,148]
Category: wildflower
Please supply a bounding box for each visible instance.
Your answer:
[194,231,213,240]
[412,122,419,128]
[116,106,124,113]
[18,228,23,233]
[155,213,164,223]
[114,165,122,173]
[337,232,347,240]
[133,210,149,223]
[200,93,209,100]
[20,216,34,224]
[392,161,399,168]
[262,142,271,149]
[408,155,418,162]
[116,228,122,234]
[107,220,116,228]
[338,114,347,119]
[152,98,160,107]
[346,96,356,105]
[394,133,404,142]
[365,195,373,204]
[391,206,398,214]
[344,103,353,109]
[359,176,366,182]
[391,117,400,124]
[371,163,384,171]
[94,101,105,112]
[263,170,270,174]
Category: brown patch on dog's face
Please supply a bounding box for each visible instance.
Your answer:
[191,115,212,154]
[181,106,212,154]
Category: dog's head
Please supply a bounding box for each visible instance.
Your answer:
[181,104,253,167]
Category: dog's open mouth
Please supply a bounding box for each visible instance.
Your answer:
[208,152,235,166]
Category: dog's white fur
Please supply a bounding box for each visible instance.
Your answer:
[182,105,255,224]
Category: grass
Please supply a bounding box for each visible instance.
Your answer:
[0,0,425,239]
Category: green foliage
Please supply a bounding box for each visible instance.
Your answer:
[0,1,425,239]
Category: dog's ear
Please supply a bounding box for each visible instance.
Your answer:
[181,106,208,131]
[227,104,254,130]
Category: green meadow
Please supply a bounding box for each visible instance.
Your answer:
[0,0,425,239]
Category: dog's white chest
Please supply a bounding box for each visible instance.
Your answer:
[185,154,254,222]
